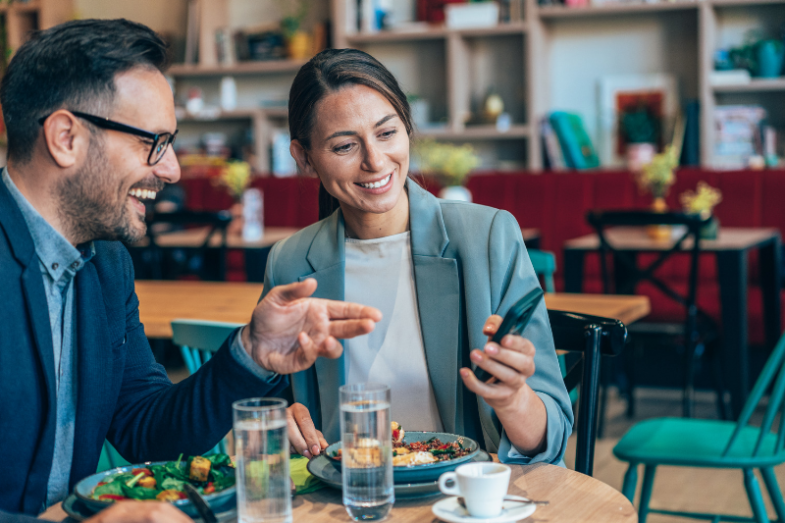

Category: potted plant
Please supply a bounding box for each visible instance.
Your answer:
[620,101,660,172]
[680,182,723,240]
[414,138,479,202]
[277,0,310,60]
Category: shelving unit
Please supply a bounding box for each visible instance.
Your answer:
[0,0,72,60]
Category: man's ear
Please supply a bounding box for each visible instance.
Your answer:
[40,110,88,168]
[290,139,316,177]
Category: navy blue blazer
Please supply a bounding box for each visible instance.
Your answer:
[0,180,285,521]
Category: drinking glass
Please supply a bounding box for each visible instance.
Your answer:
[340,383,394,521]
[233,398,291,523]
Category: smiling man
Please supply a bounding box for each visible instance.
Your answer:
[0,19,381,523]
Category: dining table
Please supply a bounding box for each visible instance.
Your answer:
[39,461,637,522]
[135,280,650,339]
[563,226,782,418]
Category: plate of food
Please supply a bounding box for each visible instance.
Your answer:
[73,453,236,518]
[308,448,492,498]
[324,423,480,484]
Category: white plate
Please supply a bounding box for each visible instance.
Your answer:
[432,496,537,523]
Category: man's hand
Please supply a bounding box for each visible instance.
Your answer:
[84,500,193,523]
[287,402,328,458]
[243,279,382,375]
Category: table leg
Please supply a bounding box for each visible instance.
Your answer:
[564,250,585,293]
[717,250,749,419]
[758,237,782,350]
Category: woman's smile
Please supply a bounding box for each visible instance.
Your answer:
[355,172,394,193]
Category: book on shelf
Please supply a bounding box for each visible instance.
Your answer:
[540,118,567,171]
[680,100,700,167]
[184,0,200,64]
[709,69,751,87]
[548,111,600,170]
[712,105,767,170]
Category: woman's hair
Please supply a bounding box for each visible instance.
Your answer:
[288,48,414,220]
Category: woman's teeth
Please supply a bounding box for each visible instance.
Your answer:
[358,174,391,189]
[129,188,157,201]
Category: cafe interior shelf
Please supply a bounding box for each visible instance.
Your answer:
[536,1,699,18]
[167,60,309,78]
[418,125,530,140]
[346,22,528,44]
[712,78,785,93]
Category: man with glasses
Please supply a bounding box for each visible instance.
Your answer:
[0,19,381,523]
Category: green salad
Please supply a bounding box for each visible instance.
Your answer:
[91,453,235,502]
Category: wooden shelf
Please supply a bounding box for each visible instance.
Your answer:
[346,22,527,44]
[417,124,530,140]
[713,77,785,93]
[177,109,263,123]
[168,60,308,77]
[0,0,41,13]
[537,1,699,18]
[709,0,785,6]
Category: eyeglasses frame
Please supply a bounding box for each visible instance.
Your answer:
[37,110,178,166]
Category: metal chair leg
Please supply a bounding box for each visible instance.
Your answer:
[621,463,638,502]
[638,465,657,523]
[683,340,699,418]
[743,469,770,523]
[760,468,785,523]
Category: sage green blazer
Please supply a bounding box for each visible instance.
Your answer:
[261,179,573,465]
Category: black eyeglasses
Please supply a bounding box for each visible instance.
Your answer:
[38,110,178,166]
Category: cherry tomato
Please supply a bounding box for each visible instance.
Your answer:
[131,468,152,476]
[98,494,126,501]
[204,482,215,495]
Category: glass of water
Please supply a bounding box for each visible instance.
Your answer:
[233,398,291,523]
[340,383,394,521]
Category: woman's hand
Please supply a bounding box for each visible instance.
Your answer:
[459,314,535,414]
[287,402,328,459]
[460,314,548,455]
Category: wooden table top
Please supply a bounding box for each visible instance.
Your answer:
[544,293,650,326]
[135,281,649,339]
[135,226,299,250]
[521,228,540,243]
[39,463,636,523]
[564,227,779,252]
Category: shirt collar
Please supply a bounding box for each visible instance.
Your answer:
[2,168,94,280]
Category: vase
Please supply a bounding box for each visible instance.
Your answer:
[438,185,472,202]
[646,196,671,241]
[626,143,656,173]
[700,215,720,240]
[286,31,312,60]
[755,40,785,78]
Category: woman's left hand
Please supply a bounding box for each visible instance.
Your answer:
[459,314,536,414]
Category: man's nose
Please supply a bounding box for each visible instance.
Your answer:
[153,145,180,184]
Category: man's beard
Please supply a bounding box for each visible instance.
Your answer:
[54,136,162,244]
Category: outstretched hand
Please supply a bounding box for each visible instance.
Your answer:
[242,279,382,375]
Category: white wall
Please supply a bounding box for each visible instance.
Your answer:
[75,0,188,37]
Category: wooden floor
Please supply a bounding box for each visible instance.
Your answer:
[565,388,785,523]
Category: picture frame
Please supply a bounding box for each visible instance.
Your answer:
[597,73,679,167]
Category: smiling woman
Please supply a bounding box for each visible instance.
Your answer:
[262,48,573,467]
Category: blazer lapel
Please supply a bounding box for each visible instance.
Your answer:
[71,262,114,480]
[302,212,347,438]
[408,181,462,434]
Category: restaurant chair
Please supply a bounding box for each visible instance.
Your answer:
[548,309,627,476]
[529,249,557,293]
[171,318,245,454]
[144,210,232,281]
[586,210,726,421]
[614,329,785,523]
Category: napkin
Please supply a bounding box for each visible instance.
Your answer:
[290,455,326,495]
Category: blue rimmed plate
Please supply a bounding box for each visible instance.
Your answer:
[73,462,236,518]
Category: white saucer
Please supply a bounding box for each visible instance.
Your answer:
[432,496,537,523]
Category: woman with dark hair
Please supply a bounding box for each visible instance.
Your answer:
[261,48,573,465]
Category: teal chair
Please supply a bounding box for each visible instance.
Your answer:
[172,318,245,455]
[528,249,556,293]
[614,330,785,523]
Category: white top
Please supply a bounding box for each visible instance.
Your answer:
[344,231,444,432]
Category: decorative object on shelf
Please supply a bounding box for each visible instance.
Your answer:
[680,181,722,240]
[414,138,479,202]
[220,76,237,111]
[482,89,504,123]
[218,160,253,236]
[277,0,311,60]
[417,0,465,24]
[548,111,600,170]
[598,74,678,167]
[445,1,500,29]
[619,98,660,172]
[242,188,264,242]
[728,30,785,78]
[712,105,767,170]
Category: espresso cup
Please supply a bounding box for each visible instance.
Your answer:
[438,462,511,518]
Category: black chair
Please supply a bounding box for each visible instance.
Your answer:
[586,210,726,423]
[144,210,232,281]
[549,309,627,476]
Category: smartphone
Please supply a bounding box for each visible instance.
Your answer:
[473,287,544,383]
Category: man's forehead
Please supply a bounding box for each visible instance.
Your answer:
[111,67,176,132]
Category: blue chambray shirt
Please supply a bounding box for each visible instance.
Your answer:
[3,169,275,510]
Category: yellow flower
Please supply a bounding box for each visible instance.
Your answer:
[414,138,479,186]
[219,160,252,200]
[680,182,722,216]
